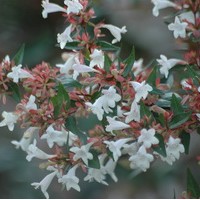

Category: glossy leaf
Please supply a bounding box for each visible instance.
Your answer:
[88,149,100,169]
[187,168,200,198]
[63,78,82,89]
[152,134,167,157]
[65,116,87,144]
[147,66,157,87]
[96,41,119,51]
[180,130,190,154]
[169,112,191,129]
[13,44,25,65]
[122,46,135,77]
[8,82,21,103]
[171,94,184,115]
[63,41,83,50]
[104,54,112,72]
[140,101,152,118]
[51,83,70,118]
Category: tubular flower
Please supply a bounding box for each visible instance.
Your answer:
[42,0,67,18]
[168,16,188,38]
[31,171,57,199]
[0,111,18,131]
[7,64,33,83]
[57,25,73,49]
[58,165,80,192]
[101,24,127,44]
[156,54,185,78]
[130,81,152,102]
[105,116,130,133]
[70,142,93,165]
[64,0,83,15]
[151,0,177,17]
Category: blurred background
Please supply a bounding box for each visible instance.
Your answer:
[0,0,199,198]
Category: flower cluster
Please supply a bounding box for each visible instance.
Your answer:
[0,0,199,198]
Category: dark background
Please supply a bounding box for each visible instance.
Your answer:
[0,0,199,198]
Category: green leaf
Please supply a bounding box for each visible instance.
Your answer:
[62,78,82,89]
[13,44,25,65]
[180,130,190,154]
[140,101,152,118]
[122,46,135,77]
[152,134,167,157]
[65,116,87,144]
[104,54,112,72]
[51,83,70,118]
[88,149,100,169]
[171,94,184,115]
[156,99,171,108]
[150,87,164,95]
[186,65,199,85]
[96,41,119,51]
[62,41,83,50]
[147,66,157,87]
[91,90,101,103]
[187,168,200,198]
[169,112,191,129]
[8,82,21,103]
[152,112,165,127]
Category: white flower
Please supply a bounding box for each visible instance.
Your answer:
[166,136,185,160]
[42,0,67,19]
[179,11,195,24]
[158,152,176,165]
[90,49,104,68]
[105,116,130,133]
[157,136,184,165]
[151,0,177,17]
[31,171,57,199]
[70,142,93,165]
[101,86,121,113]
[198,86,200,93]
[11,136,32,152]
[64,0,83,15]
[58,165,80,192]
[7,64,33,83]
[104,138,131,162]
[168,16,188,38]
[181,79,192,89]
[104,158,118,182]
[26,139,56,161]
[57,25,73,49]
[61,128,78,146]
[0,111,18,131]
[84,168,108,185]
[85,98,104,121]
[124,100,140,123]
[84,155,108,185]
[26,95,37,111]
[130,81,152,102]
[122,142,139,156]
[1,55,10,65]
[138,128,159,148]
[117,105,125,117]
[56,53,77,77]
[41,125,68,148]
[132,58,143,76]
[101,24,127,44]
[72,58,99,80]
[11,127,36,151]
[196,113,200,121]
[157,54,185,78]
[129,145,154,172]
